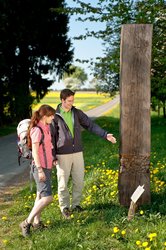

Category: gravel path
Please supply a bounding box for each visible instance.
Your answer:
[0,95,119,189]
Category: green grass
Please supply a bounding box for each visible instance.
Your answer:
[0,105,166,250]
[0,124,17,137]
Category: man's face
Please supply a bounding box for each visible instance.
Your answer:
[61,95,74,111]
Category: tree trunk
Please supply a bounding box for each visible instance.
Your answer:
[119,24,153,206]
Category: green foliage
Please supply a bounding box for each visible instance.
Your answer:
[0,106,166,249]
[63,65,88,90]
[0,0,73,124]
[67,0,166,115]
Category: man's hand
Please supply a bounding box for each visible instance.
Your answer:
[106,134,117,144]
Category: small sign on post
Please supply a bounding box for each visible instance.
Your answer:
[128,185,145,221]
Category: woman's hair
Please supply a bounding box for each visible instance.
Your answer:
[60,88,75,100]
[27,104,55,148]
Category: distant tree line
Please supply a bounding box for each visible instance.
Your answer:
[0,0,73,125]
[68,0,166,117]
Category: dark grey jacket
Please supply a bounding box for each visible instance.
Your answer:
[50,104,108,158]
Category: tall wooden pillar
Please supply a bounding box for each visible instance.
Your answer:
[119,24,153,206]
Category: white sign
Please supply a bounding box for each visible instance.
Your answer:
[131,185,145,203]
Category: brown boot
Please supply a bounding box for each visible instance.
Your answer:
[19,220,31,237]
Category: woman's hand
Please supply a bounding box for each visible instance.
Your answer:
[38,169,46,182]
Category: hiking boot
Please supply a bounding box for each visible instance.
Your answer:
[19,220,31,237]
[62,207,71,219]
[72,205,84,212]
[32,221,47,230]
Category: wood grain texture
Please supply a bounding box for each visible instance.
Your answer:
[119,24,153,206]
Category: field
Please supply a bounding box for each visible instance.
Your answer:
[33,91,112,111]
[0,94,166,250]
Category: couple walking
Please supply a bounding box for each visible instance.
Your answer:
[20,89,116,237]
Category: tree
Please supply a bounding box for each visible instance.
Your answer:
[66,0,166,116]
[63,65,88,90]
[0,0,73,124]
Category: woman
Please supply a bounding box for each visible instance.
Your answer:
[19,104,55,237]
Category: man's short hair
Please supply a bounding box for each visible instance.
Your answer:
[60,89,75,100]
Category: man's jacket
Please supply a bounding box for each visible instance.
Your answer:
[50,104,108,158]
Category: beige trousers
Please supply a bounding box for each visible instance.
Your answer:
[56,152,84,211]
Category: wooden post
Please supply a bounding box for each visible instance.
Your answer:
[119,24,153,206]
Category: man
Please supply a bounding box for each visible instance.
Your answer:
[51,89,116,219]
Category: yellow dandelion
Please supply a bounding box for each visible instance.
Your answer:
[2,216,7,221]
[142,241,148,247]
[121,230,126,236]
[71,214,74,218]
[153,169,159,174]
[111,191,115,196]
[113,226,119,233]
[164,242,166,246]
[148,232,157,241]
[140,210,144,215]
[46,220,50,224]
[136,240,141,246]
[2,239,8,244]
[145,248,151,250]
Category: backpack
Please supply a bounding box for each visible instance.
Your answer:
[17,119,44,166]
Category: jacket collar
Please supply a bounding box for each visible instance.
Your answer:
[56,104,75,114]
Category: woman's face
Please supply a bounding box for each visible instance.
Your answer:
[46,115,54,124]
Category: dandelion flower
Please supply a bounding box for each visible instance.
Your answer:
[136,240,141,246]
[121,230,126,236]
[2,239,8,244]
[71,214,74,218]
[142,241,148,247]
[140,210,144,215]
[2,216,7,221]
[148,233,157,241]
[113,227,119,233]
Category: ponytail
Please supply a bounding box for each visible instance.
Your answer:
[27,105,55,148]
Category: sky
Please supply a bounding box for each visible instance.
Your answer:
[51,0,105,90]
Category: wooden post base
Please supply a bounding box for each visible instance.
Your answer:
[127,200,137,221]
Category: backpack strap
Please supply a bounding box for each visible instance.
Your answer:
[36,126,48,169]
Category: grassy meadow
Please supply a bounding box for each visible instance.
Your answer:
[0,94,166,250]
